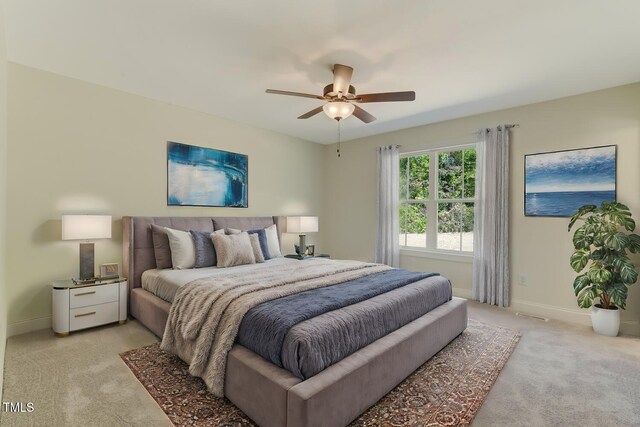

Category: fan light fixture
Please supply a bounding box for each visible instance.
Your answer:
[267,63,415,123]
[323,100,355,121]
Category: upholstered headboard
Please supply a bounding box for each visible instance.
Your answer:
[122,216,286,294]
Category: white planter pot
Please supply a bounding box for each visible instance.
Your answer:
[591,304,620,337]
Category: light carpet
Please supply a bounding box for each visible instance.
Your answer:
[120,319,520,426]
[3,301,640,426]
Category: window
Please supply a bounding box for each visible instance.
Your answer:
[399,145,476,253]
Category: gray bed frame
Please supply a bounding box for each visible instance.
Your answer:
[123,216,467,427]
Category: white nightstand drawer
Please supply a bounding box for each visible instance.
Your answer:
[70,283,119,308]
[69,301,119,331]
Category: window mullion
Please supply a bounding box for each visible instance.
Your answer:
[426,153,437,250]
[403,159,410,246]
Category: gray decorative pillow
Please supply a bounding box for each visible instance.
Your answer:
[190,230,216,268]
[249,233,265,263]
[212,232,256,268]
[150,224,172,269]
[227,227,271,260]
[165,228,196,269]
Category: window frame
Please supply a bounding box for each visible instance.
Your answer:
[400,143,476,256]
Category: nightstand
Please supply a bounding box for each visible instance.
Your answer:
[52,277,128,337]
[285,254,330,260]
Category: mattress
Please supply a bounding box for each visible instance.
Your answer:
[143,259,451,379]
[141,257,296,302]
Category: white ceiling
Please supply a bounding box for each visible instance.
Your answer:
[4,0,640,144]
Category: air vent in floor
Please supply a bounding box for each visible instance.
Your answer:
[515,312,549,322]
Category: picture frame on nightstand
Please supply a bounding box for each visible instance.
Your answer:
[100,263,119,279]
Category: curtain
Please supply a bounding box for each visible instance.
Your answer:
[375,145,400,267]
[473,126,510,307]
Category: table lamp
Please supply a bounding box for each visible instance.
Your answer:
[286,216,318,256]
[62,215,112,283]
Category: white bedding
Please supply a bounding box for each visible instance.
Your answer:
[141,257,298,303]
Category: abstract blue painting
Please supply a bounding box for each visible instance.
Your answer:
[525,145,616,217]
[167,142,248,207]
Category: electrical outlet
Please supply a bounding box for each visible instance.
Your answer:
[518,274,527,286]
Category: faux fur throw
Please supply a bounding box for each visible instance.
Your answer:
[161,258,390,397]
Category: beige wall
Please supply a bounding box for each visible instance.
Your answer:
[6,63,324,333]
[323,83,640,335]
[0,0,8,401]
[5,61,640,338]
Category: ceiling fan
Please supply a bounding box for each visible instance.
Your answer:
[265,64,415,123]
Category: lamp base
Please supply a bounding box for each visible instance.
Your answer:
[295,234,307,256]
[79,242,95,281]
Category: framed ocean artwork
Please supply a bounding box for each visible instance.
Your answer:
[524,145,616,217]
[167,141,248,207]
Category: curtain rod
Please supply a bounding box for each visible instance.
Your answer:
[477,124,519,133]
[396,124,519,156]
[402,141,475,156]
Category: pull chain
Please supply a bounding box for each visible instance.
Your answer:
[336,120,341,158]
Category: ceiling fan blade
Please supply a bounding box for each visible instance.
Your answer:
[297,106,324,119]
[266,89,324,100]
[352,105,376,123]
[355,91,415,103]
[332,64,353,97]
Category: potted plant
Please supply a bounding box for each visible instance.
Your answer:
[568,202,640,336]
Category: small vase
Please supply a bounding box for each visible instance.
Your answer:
[591,304,620,337]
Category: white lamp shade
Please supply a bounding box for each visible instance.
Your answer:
[323,101,355,120]
[62,215,112,240]
[287,216,319,233]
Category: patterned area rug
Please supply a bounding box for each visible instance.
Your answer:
[120,319,520,426]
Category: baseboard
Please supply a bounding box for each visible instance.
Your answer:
[456,292,640,337]
[452,287,472,299]
[620,320,640,336]
[7,316,51,337]
[509,298,640,337]
[509,298,591,326]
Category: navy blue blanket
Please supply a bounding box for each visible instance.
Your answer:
[237,269,438,368]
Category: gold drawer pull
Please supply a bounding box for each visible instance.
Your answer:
[75,311,96,318]
[74,291,96,296]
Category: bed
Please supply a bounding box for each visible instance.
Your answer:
[123,216,467,427]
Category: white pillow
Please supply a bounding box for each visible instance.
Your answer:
[212,232,256,268]
[165,228,196,269]
[264,224,282,258]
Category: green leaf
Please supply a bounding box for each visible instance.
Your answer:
[609,210,633,230]
[604,223,618,235]
[570,249,590,272]
[624,217,636,232]
[572,227,591,249]
[620,262,638,285]
[628,234,640,253]
[588,265,612,284]
[607,282,628,309]
[573,274,591,296]
[577,286,597,308]
[604,232,629,251]
[568,205,596,231]
[590,248,604,260]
